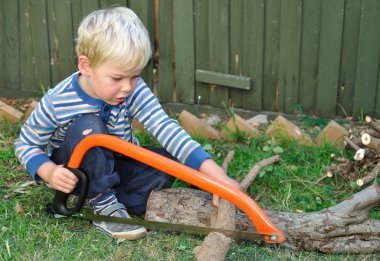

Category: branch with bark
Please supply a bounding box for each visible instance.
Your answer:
[193,154,281,260]
[146,184,380,254]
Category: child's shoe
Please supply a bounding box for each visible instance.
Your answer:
[89,190,147,240]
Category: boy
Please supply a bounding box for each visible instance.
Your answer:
[14,7,240,241]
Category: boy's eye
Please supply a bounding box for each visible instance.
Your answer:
[112,77,122,81]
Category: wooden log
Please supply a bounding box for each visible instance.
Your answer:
[315,120,348,149]
[0,100,24,124]
[362,133,380,154]
[266,115,314,147]
[178,110,220,139]
[220,114,260,141]
[193,151,235,260]
[365,115,380,134]
[146,184,380,254]
[354,148,369,161]
[357,163,380,187]
[344,136,360,151]
[194,154,280,261]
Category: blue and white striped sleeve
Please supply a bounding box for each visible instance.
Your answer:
[128,79,212,170]
[14,93,59,180]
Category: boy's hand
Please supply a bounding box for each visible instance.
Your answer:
[199,159,242,207]
[212,176,241,207]
[38,162,78,193]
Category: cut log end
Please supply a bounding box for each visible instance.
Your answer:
[365,115,372,124]
[361,133,371,146]
[356,179,364,187]
[354,149,366,161]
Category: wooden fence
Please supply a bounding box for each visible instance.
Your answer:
[1,0,380,118]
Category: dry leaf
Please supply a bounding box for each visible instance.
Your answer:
[16,201,24,214]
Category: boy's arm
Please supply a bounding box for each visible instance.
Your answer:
[14,94,58,180]
[199,158,241,206]
[128,80,210,170]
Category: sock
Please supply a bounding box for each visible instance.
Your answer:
[89,189,118,214]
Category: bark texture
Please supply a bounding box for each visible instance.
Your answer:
[145,184,380,254]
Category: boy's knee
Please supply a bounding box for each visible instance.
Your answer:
[69,115,108,136]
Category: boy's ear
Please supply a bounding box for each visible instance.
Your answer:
[78,55,92,76]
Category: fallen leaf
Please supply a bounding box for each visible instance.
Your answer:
[16,201,24,214]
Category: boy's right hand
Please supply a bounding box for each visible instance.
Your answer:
[38,162,78,193]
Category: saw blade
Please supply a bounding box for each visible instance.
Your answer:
[79,209,273,242]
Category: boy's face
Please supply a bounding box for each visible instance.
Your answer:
[79,57,141,105]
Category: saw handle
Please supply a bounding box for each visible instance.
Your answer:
[46,167,88,217]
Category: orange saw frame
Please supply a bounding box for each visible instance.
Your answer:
[67,134,285,244]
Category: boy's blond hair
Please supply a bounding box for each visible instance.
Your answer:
[76,7,151,70]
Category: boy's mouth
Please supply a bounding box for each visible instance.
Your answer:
[115,97,125,103]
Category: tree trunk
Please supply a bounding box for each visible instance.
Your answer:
[145,185,380,254]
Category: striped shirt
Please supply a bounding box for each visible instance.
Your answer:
[15,72,211,180]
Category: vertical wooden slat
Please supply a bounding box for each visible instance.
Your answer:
[299,0,321,114]
[354,0,380,117]
[128,0,154,89]
[242,0,264,111]
[229,0,243,107]
[315,0,344,117]
[47,0,75,86]
[263,0,281,111]
[173,0,195,104]
[71,0,84,46]
[208,0,229,108]
[0,0,5,89]
[337,0,362,117]
[19,0,51,92]
[99,0,127,8]
[2,0,20,93]
[194,0,210,107]
[157,0,174,102]
[278,0,302,113]
[81,0,100,15]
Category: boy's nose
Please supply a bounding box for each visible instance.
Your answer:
[120,79,132,93]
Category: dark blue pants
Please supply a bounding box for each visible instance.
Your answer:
[51,114,175,215]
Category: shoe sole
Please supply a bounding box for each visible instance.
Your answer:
[94,224,147,241]
[112,229,147,240]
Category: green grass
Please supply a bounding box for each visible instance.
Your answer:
[1,121,379,260]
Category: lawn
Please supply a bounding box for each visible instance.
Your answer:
[1,114,379,260]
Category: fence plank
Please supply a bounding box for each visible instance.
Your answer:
[3,1,21,92]
[157,0,174,102]
[81,0,100,15]
[299,0,321,114]
[128,0,154,89]
[337,0,362,117]
[47,0,75,86]
[194,0,210,109]
[173,0,195,104]
[315,0,344,117]
[0,0,5,89]
[278,0,302,113]
[263,0,281,111]
[19,0,51,92]
[0,1,20,91]
[242,0,264,111]
[229,0,244,107]
[71,0,84,43]
[100,0,127,8]
[208,0,229,108]
[354,0,380,117]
